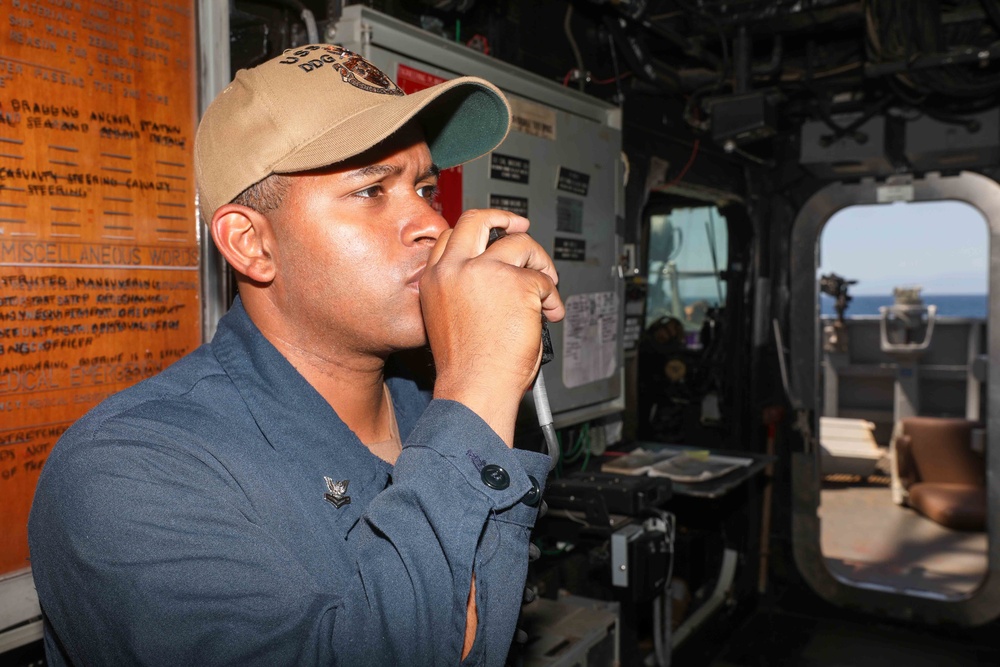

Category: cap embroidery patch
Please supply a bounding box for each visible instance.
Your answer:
[278,44,403,96]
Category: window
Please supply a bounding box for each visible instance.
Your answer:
[645,206,728,333]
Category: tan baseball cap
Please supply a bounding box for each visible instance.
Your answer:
[194,43,511,217]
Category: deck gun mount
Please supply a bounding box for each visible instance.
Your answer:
[820,273,857,353]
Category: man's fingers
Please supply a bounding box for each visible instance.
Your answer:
[439,209,530,263]
[426,228,453,268]
[481,232,559,287]
[524,269,565,323]
[425,217,563,321]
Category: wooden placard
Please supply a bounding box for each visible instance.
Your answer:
[0,0,199,575]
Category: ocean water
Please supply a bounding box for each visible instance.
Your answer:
[820,293,987,318]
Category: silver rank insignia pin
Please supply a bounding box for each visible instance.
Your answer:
[323,477,351,508]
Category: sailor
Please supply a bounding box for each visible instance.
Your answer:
[29,43,563,666]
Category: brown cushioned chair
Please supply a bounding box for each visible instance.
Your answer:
[895,417,986,531]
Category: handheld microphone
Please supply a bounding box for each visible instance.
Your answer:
[487,228,558,469]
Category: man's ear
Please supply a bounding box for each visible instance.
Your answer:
[210,204,277,284]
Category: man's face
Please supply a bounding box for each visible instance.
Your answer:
[265,125,448,359]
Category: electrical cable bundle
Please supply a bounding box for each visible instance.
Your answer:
[865,0,1000,107]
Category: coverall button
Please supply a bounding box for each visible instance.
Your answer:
[521,475,541,506]
[481,464,510,490]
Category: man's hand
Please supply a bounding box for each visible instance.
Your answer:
[420,209,565,445]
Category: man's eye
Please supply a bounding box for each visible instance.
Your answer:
[417,184,438,201]
[355,185,383,199]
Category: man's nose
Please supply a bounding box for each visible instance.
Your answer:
[403,196,449,246]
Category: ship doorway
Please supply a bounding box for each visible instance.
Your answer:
[816,200,988,600]
[788,173,1000,625]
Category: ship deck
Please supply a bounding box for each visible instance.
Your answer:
[819,474,988,598]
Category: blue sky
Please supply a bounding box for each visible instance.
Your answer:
[819,200,989,295]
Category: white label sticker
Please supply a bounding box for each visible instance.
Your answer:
[562,291,619,388]
[876,184,914,203]
[509,96,557,140]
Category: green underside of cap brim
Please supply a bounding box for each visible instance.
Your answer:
[417,84,510,169]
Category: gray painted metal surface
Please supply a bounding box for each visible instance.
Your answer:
[198,0,232,340]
